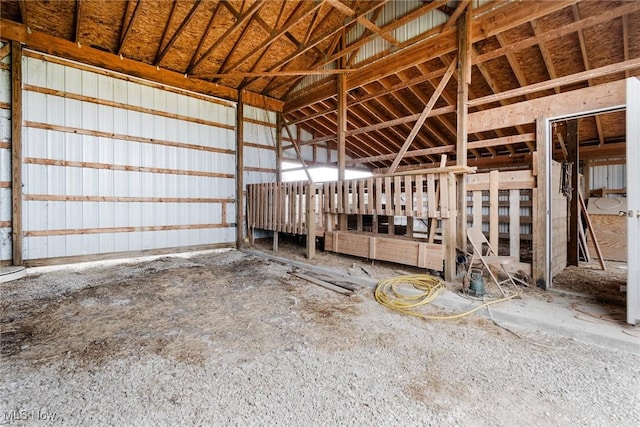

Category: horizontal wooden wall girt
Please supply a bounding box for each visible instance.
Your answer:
[468,80,625,134]
[25,51,234,107]
[24,121,236,156]
[24,84,235,130]
[0,19,283,111]
[25,223,232,237]
[23,194,234,204]
[24,157,235,179]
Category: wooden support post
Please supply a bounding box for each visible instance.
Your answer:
[274,114,283,251]
[443,173,457,281]
[456,3,471,252]
[509,189,520,259]
[11,41,23,266]
[236,91,245,250]
[567,119,579,266]
[583,158,591,197]
[337,73,347,182]
[533,115,550,289]
[489,170,499,252]
[306,184,316,259]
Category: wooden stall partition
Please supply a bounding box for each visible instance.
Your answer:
[467,169,535,274]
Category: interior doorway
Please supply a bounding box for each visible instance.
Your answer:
[544,77,639,325]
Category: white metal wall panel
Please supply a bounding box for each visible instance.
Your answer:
[0,41,11,262]
[20,54,237,261]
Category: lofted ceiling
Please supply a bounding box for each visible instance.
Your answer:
[1,0,639,171]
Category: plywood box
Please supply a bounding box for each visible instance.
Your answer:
[324,231,444,271]
[586,214,627,262]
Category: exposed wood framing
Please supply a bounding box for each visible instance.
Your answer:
[187,1,264,74]
[456,4,471,250]
[154,0,204,66]
[117,0,140,56]
[469,79,626,134]
[388,59,457,174]
[337,72,347,181]
[236,91,244,249]
[281,114,313,182]
[0,19,283,111]
[11,41,22,266]
[567,119,579,266]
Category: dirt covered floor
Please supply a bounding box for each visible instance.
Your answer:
[552,259,627,305]
[1,248,639,426]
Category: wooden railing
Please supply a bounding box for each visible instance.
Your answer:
[246,181,323,236]
[246,167,469,277]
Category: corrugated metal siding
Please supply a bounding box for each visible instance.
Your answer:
[20,54,237,261]
[0,42,11,262]
[347,1,448,67]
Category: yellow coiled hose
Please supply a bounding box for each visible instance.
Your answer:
[374,274,517,320]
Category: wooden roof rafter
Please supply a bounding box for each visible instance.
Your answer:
[316,0,449,75]
[118,0,141,56]
[474,1,638,65]
[345,5,386,68]
[529,19,560,94]
[571,4,604,146]
[74,0,82,44]
[326,0,399,46]
[357,89,440,164]
[156,0,179,65]
[377,80,450,149]
[186,0,265,74]
[217,0,325,76]
[154,0,205,66]
[623,15,630,79]
[237,2,327,89]
[257,1,390,96]
[186,1,222,73]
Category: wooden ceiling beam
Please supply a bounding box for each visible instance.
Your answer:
[623,15,630,79]
[249,2,387,95]
[571,4,604,146]
[154,0,204,66]
[219,1,324,75]
[475,1,639,64]
[365,90,441,161]
[319,0,449,73]
[0,19,283,111]
[285,1,586,111]
[18,0,28,27]
[470,57,640,108]
[118,0,140,56]
[529,19,560,94]
[327,0,399,46]
[186,2,222,73]
[440,0,471,34]
[346,6,386,67]
[382,84,450,148]
[400,68,456,138]
[74,0,82,44]
[155,1,179,65]
[388,59,457,173]
[187,0,264,74]
[469,79,625,134]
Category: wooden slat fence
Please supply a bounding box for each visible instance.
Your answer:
[466,170,535,268]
